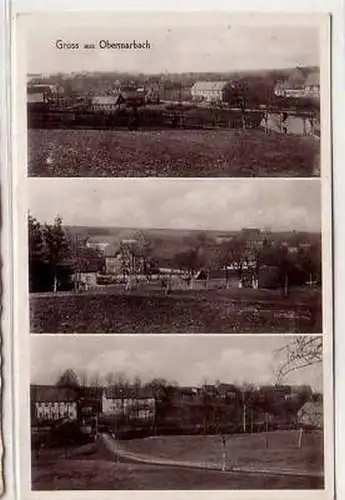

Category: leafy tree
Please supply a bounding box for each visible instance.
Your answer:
[56,369,80,389]
[43,215,69,292]
[173,248,204,279]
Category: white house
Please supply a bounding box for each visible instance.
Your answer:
[102,387,156,421]
[91,95,121,112]
[191,81,232,103]
[31,385,78,423]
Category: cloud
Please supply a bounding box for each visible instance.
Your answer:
[31,335,322,391]
[29,178,321,232]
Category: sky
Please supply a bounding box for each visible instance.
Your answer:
[30,335,323,392]
[28,178,321,233]
[26,18,320,75]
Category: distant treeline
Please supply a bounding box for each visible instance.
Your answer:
[29,67,320,111]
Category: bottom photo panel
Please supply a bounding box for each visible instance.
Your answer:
[30,334,324,491]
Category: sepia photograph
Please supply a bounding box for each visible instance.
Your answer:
[30,334,324,491]
[23,13,326,178]
[28,178,323,334]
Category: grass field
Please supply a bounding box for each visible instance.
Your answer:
[28,128,319,177]
[31,436,323,490]
[29,288,321,333]
[118,431,324,474]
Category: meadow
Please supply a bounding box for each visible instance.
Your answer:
[29,287,322,334]
[31,432,323,490]
[118,430,323,475]
[28,128,319,177]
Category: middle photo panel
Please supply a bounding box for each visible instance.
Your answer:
[27,178,322,334]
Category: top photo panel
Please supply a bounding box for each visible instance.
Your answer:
[18,13,329,178]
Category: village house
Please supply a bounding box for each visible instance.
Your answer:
[31,385,79,424]
[72,268,98,291]
[170,386,201,403]
[86,236,113,252]
[104,235,146,277]
[191,81,233,103]
[91,95,121,112]
[27,83,59,99]
[104,243,123,275]
[216,383,238,400]
[102,387,156,421]
[274,67,320,99]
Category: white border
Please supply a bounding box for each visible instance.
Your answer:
[9,4,340,500]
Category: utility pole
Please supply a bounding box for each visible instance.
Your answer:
[242,402,247,433]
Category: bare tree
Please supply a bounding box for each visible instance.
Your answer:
[274,336,322,384]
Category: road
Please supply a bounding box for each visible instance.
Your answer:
[100,433,323,480]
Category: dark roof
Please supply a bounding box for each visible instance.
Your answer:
[79,386,104,399]
[176,386,200,395]
[31,385,79,403]
[104,386,154,399]
[217,383,238,392]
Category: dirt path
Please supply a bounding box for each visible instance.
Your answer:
[99,434,323,479]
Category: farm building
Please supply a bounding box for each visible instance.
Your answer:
[31,385,79,424]
[102,386,156,421]
[274,67,320,99]
[72,270,98,291]
[191,81,234,103]
[27,83,59,98]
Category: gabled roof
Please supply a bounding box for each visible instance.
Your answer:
[104,386,155,399]
[191,81,230,92]
[79,386,104,399]
[87,235,116,245]
[31,385,79,403]
[92,95,120,105]
[217,383,238,392]
[27,84,57,94]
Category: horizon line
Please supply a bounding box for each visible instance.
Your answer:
[28,64,320,79]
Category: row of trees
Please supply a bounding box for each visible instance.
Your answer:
[171,235,321,291]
